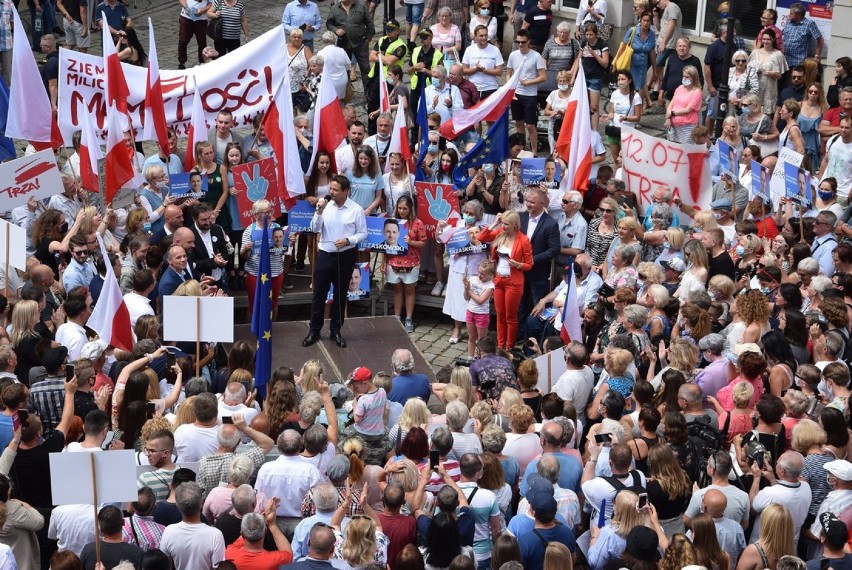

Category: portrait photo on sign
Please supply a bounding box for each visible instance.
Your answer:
[327,262,371,302]
[784,161,812,208]
[361,216,409,254]
[168,171,209,199]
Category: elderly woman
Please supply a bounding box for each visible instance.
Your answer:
[587,198,619,269]
[727,50,759,116]
[431,7,461,63]
[544,69,573,153]
[481,424,520,490]
[542,22,581,93]
[202,455,267,523]
[717,116,744,156]
[664,65,702,143]
[621,303,651,364]
[603,245,640,293]
[140,164,175,235]
[589,348,636,421]
[640,205,674,262]
[641,284,671,340]
[316,31,352,99]
[477,211,532,350]
[502,404,542,474]
[605,217,642,275]
[287,28,314,112]
[331,486,389,569]
[240,200,284,319]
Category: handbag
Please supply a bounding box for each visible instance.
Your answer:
[604,123,621,139]
[613,27,636,72]
[206,5,223,40]
[747,115,779,157]
[343,80,355,102]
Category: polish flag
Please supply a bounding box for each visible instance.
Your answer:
[559,265,583,345]
[308,72,349,174]
[183,82,208,171]
[6,6,63,149]
[87,234,134,351]
[384,107,412,173]
[555,64,593,192]
[78,111,103,192]
[263,65,306,210]
[378,53,390,114]
[439,63,521,140]
[104,107,138,203]
[142,18,170,157]
[102,20,131,115]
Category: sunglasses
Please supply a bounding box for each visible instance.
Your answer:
[515,40,529,44]
[735,59,746,63]
[600,208,615,213]
[561,199,575,205]
[73,250,90,257]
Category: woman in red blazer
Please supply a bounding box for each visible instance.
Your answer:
[476,210,533,350]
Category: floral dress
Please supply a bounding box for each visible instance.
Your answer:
[748,49,788,115]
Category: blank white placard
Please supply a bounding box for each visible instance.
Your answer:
[49,450,138,505]
[0,219,26,271]
[161,295,235,343]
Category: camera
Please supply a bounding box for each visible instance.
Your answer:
[744,441,769,469]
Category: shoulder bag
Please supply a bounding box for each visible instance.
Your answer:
[613,26,636,72]
[206,2,223,40]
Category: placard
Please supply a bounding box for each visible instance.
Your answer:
[0,150,64,210]
[533,347,568,394]
[233,158,280,227]
[445,225,488,256]
[769,147,803,204]
[111,187,137,210]
[0,219,27,270]
[327,262,370,302]
[520,158,546,185]
[288,200,316,233]
[717,139,739,184]
[784,161,812,208]
[49,450,138,505]
[360,216,409,254]
[415,182,460,238]
[162,296,235,343]
[750,160,770,201]
[619,128,712,216]
[168,172,208,198]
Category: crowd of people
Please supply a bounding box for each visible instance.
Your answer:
[3,0,852,567]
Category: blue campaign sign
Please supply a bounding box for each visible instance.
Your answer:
[750,160,770,200]
[288,200,316,233]
[327,262,371,302]
[446,226,488,256]
[169,172,208,198]
[717,140,738,184]
[520,158,546,185]
[784,162,811,207]
[360,216,409,254]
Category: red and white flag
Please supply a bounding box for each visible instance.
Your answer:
[378,53,390,114]
[183,82,208,171]
[102,20,131,115]
[308,72,349,174]
[559,266,583,345]
[104,107,138,203]
[439,65,521,140]
[78,111,103,192]
[142,18,170,157]
[555,64,593,192]
[87,234,134,351]
[384,107,411,173]
[6,6,63,149]
[263,65,306,210]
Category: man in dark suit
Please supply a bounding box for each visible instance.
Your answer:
[282,524,336,570]
[518,187,561,342]
[150,204,186,246]
[190,203,230,290]
[157,245,194,308]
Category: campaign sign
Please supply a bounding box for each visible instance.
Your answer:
[0,150,64,210]
[361,216,409,254]
[446,226,488,256]
[717,140,739,184]
[288,200,316,233]
[415,182,460,238]
[750,160,770,201]
[249,224,289,256]
[233,158,280,227]
[520,158,561,187]
[168,172,208,198]
[327,262,371,302]
[784,162,811,208]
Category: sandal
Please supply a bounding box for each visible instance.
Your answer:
[448,336,459,344]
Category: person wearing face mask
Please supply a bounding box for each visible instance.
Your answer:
[812,178,843,218]
[663,65,702,144]
[544,70,572,153]
[424,65,463,124]
[466,163,505,224]
[363,113,394,172]
[469,0,497,43]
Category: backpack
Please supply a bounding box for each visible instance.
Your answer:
[688,414,730,487]
[603,469,646,496]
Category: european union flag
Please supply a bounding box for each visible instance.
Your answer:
[0,77,17,161]
[415,83,430,182]
[251,217,273,398]
[452,111,509,189]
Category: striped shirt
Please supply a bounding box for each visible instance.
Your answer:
[138,467,179,501]
[802,451,835,516]
[198,446,267,494]
[122,515,166,551]
[241,223,284,277]
[214,0,244,39]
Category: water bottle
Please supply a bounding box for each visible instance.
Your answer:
[35,10,42,32]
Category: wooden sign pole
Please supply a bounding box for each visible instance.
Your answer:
[90,454,101,567]
[3,224,9,299]
[195,297,201,377]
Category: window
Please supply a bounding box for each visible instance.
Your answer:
[679,0,699,32]
[559,0,581,10]
[702,0,769,37]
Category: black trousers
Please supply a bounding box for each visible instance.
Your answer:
[310,248,357,334]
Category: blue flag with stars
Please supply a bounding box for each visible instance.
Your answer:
[0,77,18,161]
[415,83,430,182]
[251,216,273,398]
[451,111,510,189]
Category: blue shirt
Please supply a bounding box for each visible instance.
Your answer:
[520,452,583,495]
[388,373,431,405]
[95,2,129,31]
[0,414,12,451]
[642,203,681,230]
[62,259,96,292]
[281,0,322,41]
[519,524,576,570]
[782,18,822,67]
[346,172,384,211]
[508,512,568,538]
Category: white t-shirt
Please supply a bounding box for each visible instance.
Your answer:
[174,423,220,462]
[466,276,494,314]
[462,43,504,92]
[609,90,643,128]
[48,504,96,554]
[160,521,226,569]
[751,480,812,544]
[506,50,546,97]
[552,367,594,422]
[822,136,852,195]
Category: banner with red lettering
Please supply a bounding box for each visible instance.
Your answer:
[415,182,460,238]
[0,150,64,210]
[620,127,712,216]
[232,158,281,227]
[57,26,287,145]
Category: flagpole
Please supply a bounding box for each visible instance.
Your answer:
[3,224,9,299]
[90,454,102,568]
[195,297,201,377]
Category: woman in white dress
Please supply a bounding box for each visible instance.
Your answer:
[316,31,352,99]
[674,239,708,300]
[382,153,415,213]
[544,70,573,154]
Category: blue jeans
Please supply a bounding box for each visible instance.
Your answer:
[405,2,424,25]
[655,47,675,68]
[27,0,57,48]
[476,558,491,570]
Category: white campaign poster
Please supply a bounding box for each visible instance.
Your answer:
[49,450,138,505]
[57,26,288,144]
[0,150,64,211]
[0,219,27,271]
[619,127,713,217]
[162,295,235,343]
[534,349,568,394]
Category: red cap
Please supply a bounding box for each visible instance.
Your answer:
[347,366,372,384]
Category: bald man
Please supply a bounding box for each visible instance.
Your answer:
[698,489,746,567]
[172,228,200,281]
[150,205,186,246]
[520,421,582,496]
[22,264,65,336]
[157,245,192,302]
[749,450,811,547]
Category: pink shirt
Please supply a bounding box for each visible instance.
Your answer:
[670,86,703,127]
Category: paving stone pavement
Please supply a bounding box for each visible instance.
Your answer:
[24,0,673,372]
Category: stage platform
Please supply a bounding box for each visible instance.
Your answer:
[233,316,437,384]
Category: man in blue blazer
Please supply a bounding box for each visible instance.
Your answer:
[518,188,561,342]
